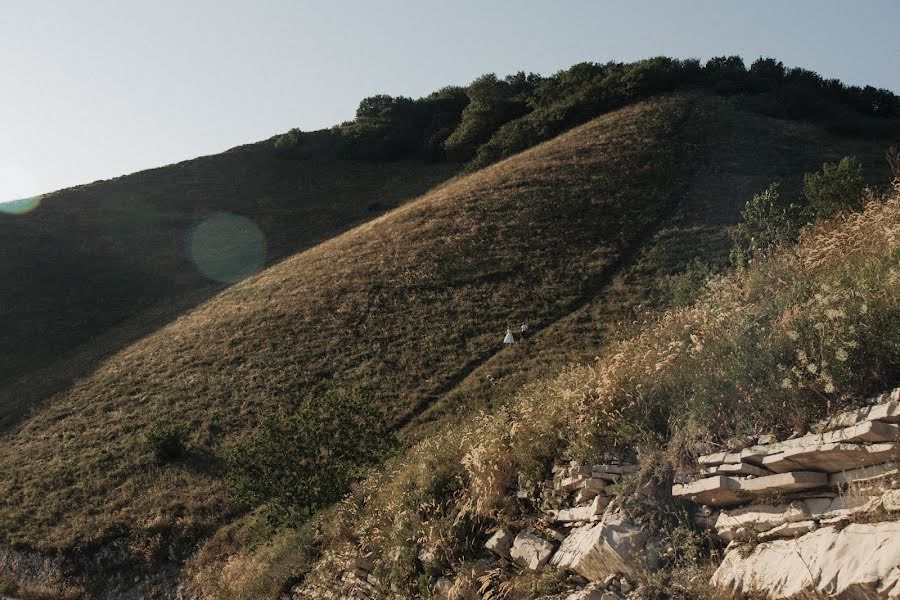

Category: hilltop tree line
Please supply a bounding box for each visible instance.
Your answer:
[275,56,900,169]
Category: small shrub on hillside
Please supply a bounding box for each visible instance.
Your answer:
[227,389,394,525]
[729,183,798,268]
[802,156,866,220]
[672,257,716,307]
[145,424,186,463]
[273,128,302,157]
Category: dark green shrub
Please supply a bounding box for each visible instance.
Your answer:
[273,128,301,157]
[672,257,715,307]
[729,183,797,268]
[227,389,394,524]
[442,72,539,161]
[802,156,866,220]
[145,425,185,463]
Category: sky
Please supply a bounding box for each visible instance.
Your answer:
[2,0,899,202]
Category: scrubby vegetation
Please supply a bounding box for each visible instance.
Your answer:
[276,56,900,169]
[227,389,393,525]
[802,155,867,219]
[146,424,186,463]
[290,182,898,599]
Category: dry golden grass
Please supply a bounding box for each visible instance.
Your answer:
[294,185,898,599]
[0,92,895,596]
[0,144,457,428]
[0,95,697,555]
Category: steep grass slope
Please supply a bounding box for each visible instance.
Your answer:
[0,93,894,594]
[408,95,894,434]
[287,184,899,600]
[0,95,693,552]
[0,143,457,427]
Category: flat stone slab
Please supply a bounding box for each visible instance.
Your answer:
[739,471,828,494]
[674,472,827,507]
[699,389,900,467]
[818,419,899,444]
[741,424,899,466]
[829,461,899,486]
[813,388,900,431]
[713,502,809,542]
[761,442,898,473]
[673,476,743,506]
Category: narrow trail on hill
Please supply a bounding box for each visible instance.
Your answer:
[393,162,694,435]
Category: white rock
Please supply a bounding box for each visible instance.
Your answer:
[565,587,606,600]
[551,512,657,581]
[761,442,898,473]
[814,397,900,431]
[558,474,590,492]
[756,519,816,541]
[713,502,809,542]
[830,461,899,486]
[712,521,900,598]
[703,462,772,477]
[674,471,827,506]
[509,530,555,571]
[882,489,900,512]
[554,495,610,523]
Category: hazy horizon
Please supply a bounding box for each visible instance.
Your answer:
[2,0,899,202]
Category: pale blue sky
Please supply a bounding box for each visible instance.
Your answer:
[2,0,898,202]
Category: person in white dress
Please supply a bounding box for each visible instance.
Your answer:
[503,328,515,344]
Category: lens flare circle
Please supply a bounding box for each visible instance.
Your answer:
[188,212,266,283]
[0,196,42,215]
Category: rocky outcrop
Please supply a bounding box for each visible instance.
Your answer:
[712,521,900,598]
[295,388,900,599]
[550,512,657,581]
[676,387,900,598]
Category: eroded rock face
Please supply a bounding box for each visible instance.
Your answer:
[551,511,656,581]
[712,521,900,598]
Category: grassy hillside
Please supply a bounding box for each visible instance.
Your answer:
[407,94,895,434]
[284,183,899,600]
[0,92,895,596]
[0,143,457,428]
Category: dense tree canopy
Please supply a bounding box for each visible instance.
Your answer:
[274,56,900,168]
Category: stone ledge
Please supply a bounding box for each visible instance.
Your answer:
[673,471,827,506]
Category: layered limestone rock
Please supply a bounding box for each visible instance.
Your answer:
[712,521,900,598]
[550,511,657,581]
[672,471,827,506]
[674,387,900,598]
